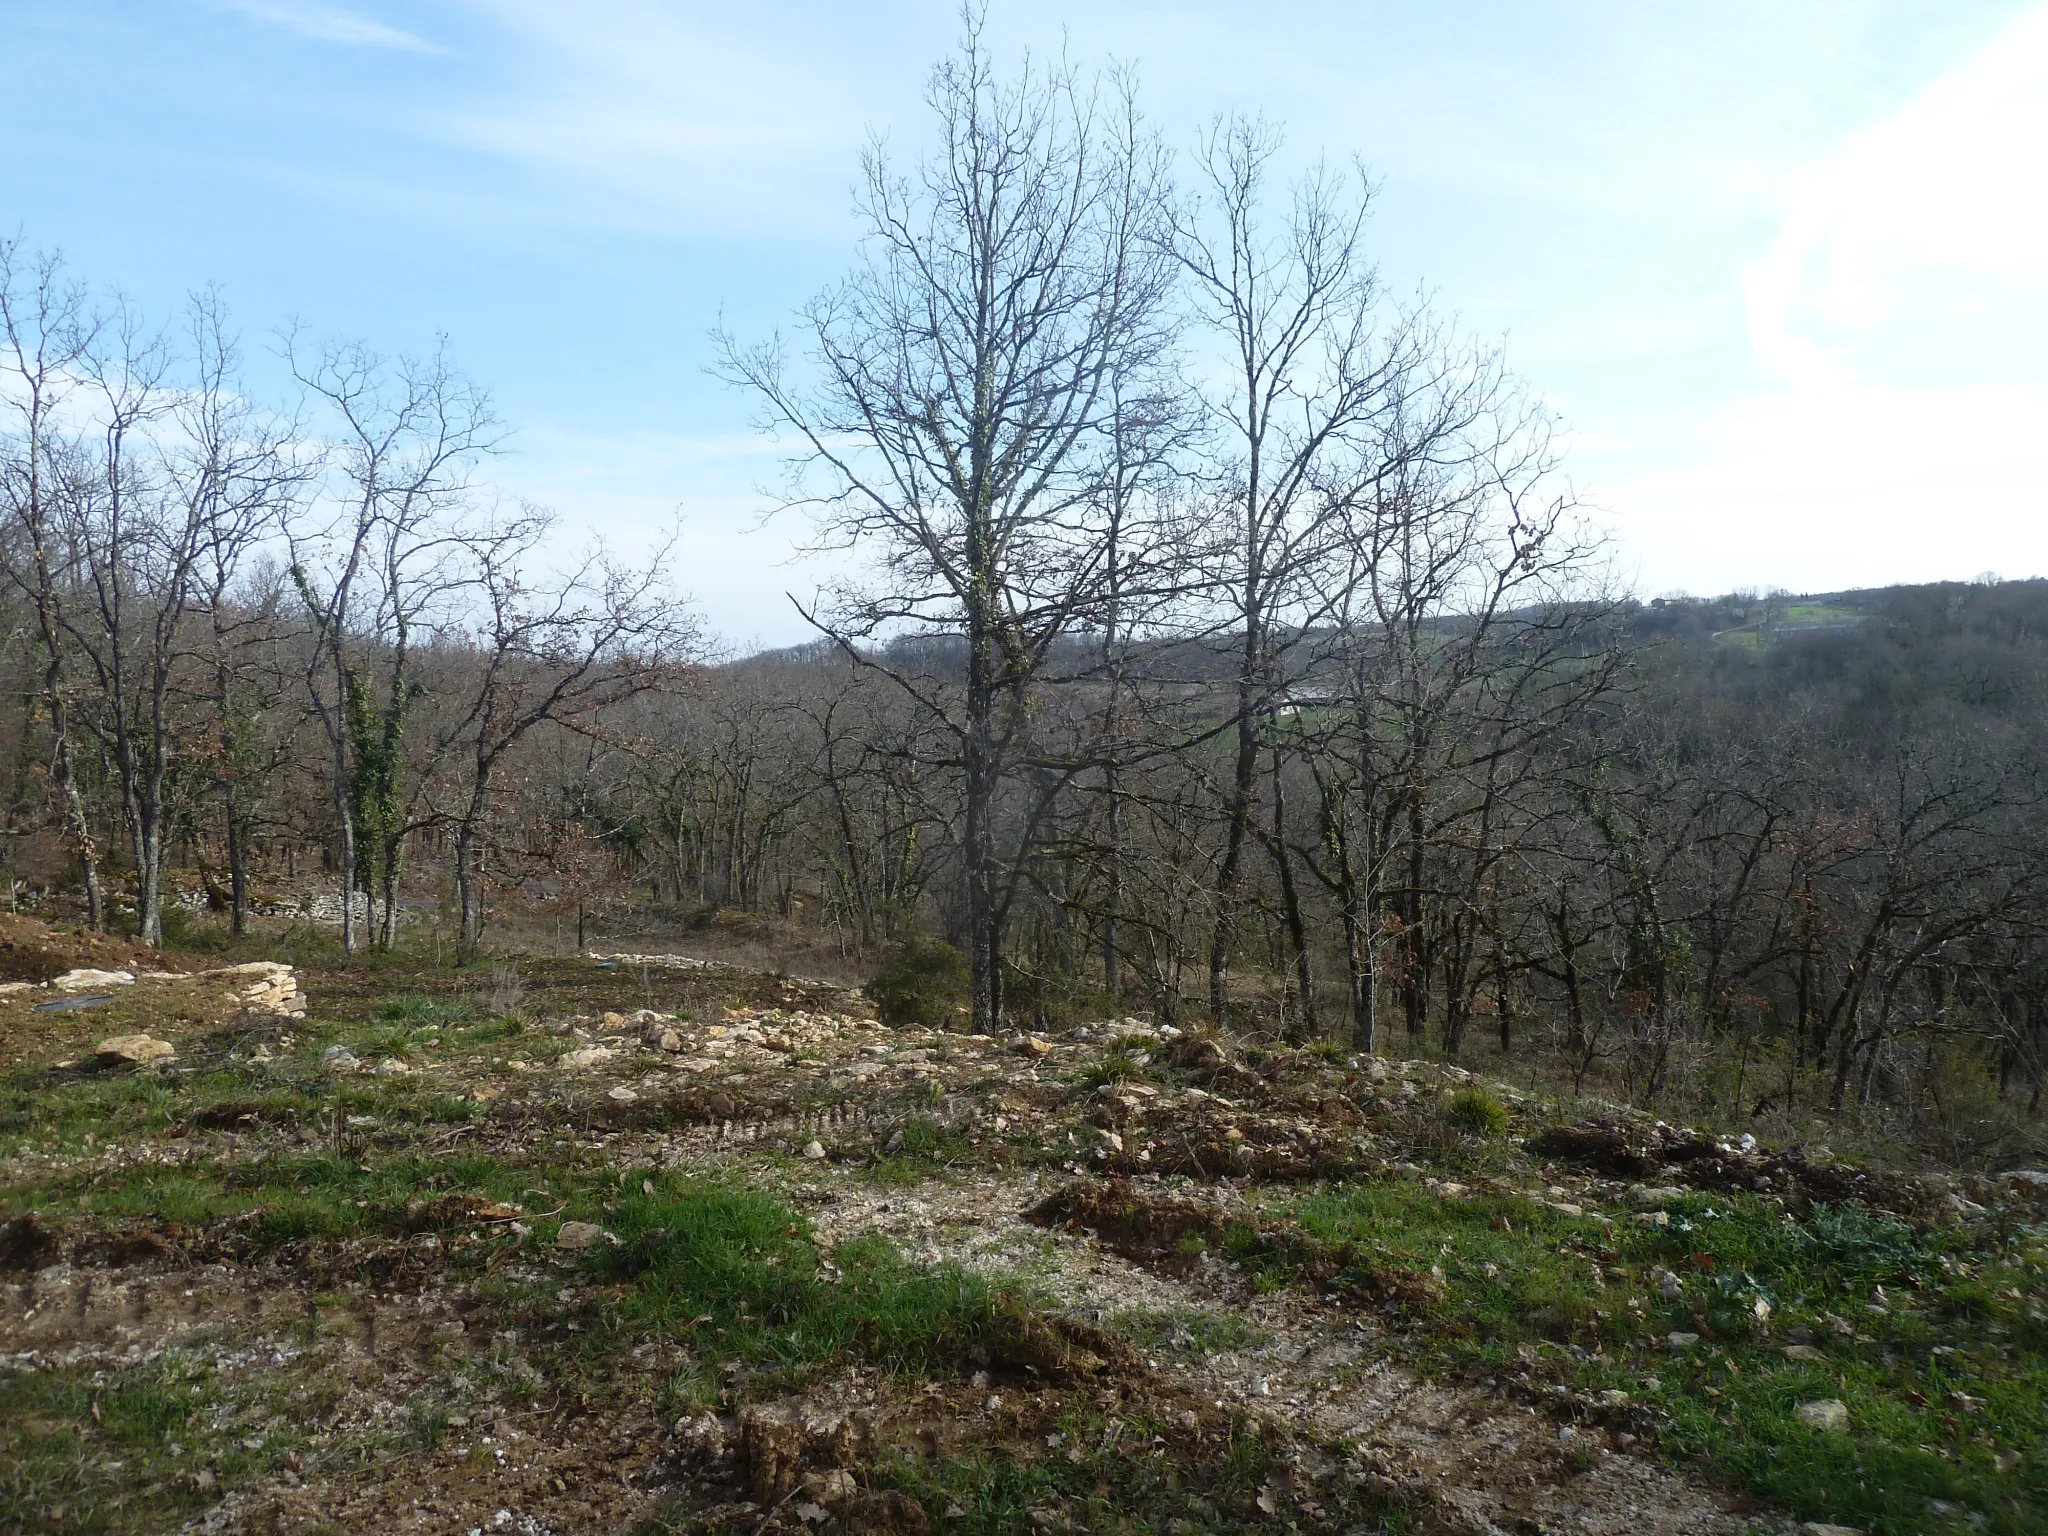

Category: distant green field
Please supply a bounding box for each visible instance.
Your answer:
[1778,602,1864,624]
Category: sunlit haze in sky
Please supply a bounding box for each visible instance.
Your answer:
[4,1,2045,649]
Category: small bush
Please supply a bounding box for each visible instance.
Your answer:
[865,937,970,1029]
[1079,1040,1156,1088]
[1446,1085,1509,1137]
[159,903,233,953]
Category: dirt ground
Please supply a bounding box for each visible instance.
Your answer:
[3,922,1994,1536]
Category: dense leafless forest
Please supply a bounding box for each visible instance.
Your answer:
[6,39,2046,1173]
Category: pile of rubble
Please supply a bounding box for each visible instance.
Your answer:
[1528,1115,2010,1225]
[204,961,307,1018]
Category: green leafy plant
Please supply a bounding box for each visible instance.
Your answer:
[1445,1086,1509,1137]
[865,937,970,1029]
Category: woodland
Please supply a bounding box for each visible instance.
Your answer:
[7,23,2048,1536]
[4,34,2046,1177]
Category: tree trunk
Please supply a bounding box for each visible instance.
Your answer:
[225,782,250,937]
[333,712,357,955]
[47,687,104,930]
[964,573,999,1034]
[1209,671,1262,1022]
[1268,739,1318,1036]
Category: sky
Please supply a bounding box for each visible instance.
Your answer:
[2,0,2044,649]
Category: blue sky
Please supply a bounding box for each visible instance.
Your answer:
[4,0,2044,648]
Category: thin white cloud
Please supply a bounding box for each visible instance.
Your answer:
[217,0,445,54]
[1598,1,2048,596]
[428,0,909,235]
[1746,1,2048,391]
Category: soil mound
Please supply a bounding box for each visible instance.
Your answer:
[0,912,191,984]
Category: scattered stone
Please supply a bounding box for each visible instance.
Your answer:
[658,1029,684,1052]
[204,961,306,1017]
[804,1468,859,1504]
[607,1085,639,1103]
[1798,1524,1865,1536]
[1793,1398,1850,1433]
[373,1058,413,1077]
[1665,1331,1700,1350]
[93,1033,175,1065]
[802,1140,827,1160]
[1782,1344,1827,1362]
[555,1221,607,1250]
[673,1412,726,1458]
[558,1046,616,1071]
[1636,1211,1670,1229]
[55,968,135,991]
[322,1045,360,1072]
[1007,1034,1053,1058]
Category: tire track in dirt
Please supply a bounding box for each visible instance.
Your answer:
[800,1170,1760,1536]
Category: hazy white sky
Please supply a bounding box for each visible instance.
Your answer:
[3,1,2044,646]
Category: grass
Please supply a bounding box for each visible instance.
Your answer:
[591,1177,1039,1381]
[867,1405,1411,1536]
[1105,1304,1268,1357]
[635,1400,1411,1536]
[1074,1042,1158,1090]
[871,1115,978,1184]
[2,1146,592,1255]
[1259,1180,2046,1535]
[373,995,476,1029]
[0,1353,302,1536]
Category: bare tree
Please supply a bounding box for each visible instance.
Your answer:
[0,241,107,927]
[285,332,496,954]
[59,291,300,944]
[720,14,1176,1031]
[431,506,693,956]
[1170,118,1423,1023]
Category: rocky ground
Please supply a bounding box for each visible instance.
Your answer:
[2,930,2042,1536]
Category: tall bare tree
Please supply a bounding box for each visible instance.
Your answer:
[721,14,1175,1031]
[0,242,107,927]
[1171,118,1423,1023]
[431,506,692,956]
[285,332,496,954]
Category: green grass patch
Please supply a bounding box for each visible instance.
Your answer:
[1,1148,589,1255]
[1444,1086,1509,1137]
[0,1353,300,1536]
[593,1178,1044,1381]
[1271,1180,2046,1535]
[1073,1042,1158,1091]
[871,1116,978,1184]
[869,1404,1406,1536]
[373,995,476,1028]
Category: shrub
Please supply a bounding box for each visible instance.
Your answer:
[1079,1040,1156,1089]
[1446,1085,1509,1137]
[865,937,970,1029]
